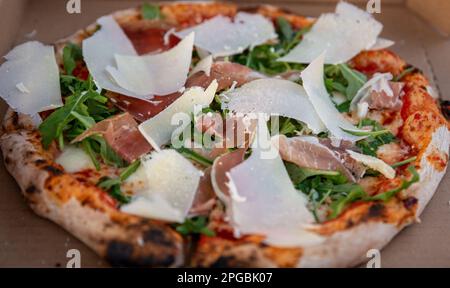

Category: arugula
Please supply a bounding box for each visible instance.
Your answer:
[268,116,306,137]
[391,156,417,168]
[393,66,420,82]
[97,160,141,204]
[175,147,213,167]
[324,64,367,111]
[366,166,419,202]
[175,216,215,237]
[141,3,161,20]
[230,18,308,75]
[355,119,396,156]
[285,162,341,185]
[62,43,82,75]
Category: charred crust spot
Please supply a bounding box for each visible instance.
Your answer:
[403,197,418,210]
[35,159,46,165]
[366,203,385,219]
[25,185,37,194]
[106,241,134,266]
[143,228,174,248]
[24,151,34,158]
[210,255,235,268]
[4,157,11,164]
[43,165,63,176]
[106,240,175,267]
[441,100,450,120]
[346,219,355,228]
[11,112,19,127]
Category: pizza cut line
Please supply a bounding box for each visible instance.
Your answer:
[0,1,448,267]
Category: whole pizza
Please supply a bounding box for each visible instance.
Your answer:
[0,1,448,267]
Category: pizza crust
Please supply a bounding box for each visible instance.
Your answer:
[0,1,448,268]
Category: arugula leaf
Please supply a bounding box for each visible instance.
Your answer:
[81,139,100,171]
[97,160,141,204]
[175,216,215,237]
[39,90,92,148]
[393,66,420,82]
[268,117,305,137]
[141,3,161,20]
[355,119,396,156]
[341,127,391,137]
[366,166,419,202]
[62,43,82,75]
[324,64,367,101]
[328,185,366,219]
[285,162,341,185]
[391,156,417,168]
[338,64,367,100]
[175,147,213,167]
[276,17,294,43]
[336,100,351,113]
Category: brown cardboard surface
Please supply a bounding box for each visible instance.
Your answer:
[0,0,449,268]
[407,0,450,37]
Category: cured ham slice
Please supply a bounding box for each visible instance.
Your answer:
[72,112,152,163]
[274,135,363,182]
[107,61,262,123]
[189,167,217,216]
[350,73,404,118]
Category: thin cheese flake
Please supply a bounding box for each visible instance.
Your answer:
[227,124,324,247]
[83,16,193,99]
[175,12,277,57]
[189,55,213,77]
[106,32,194,96]
[346,150,396,179]
[138,80,218,149]
[224,79,324,133]
[55,145,95,173]
[121,149,202,223]
[278,2,382,64]
[0,41,62,115]
[301,53,364,141]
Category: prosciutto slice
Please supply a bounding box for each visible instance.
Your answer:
[72,112,152,162]
[189,167,217,216]
[351,73,405,118]
[107,61,263,122]
[274,135,365,182]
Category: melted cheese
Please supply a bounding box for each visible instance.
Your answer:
[278,2,382,64]
[301,53,364,141]
[175,12,277,57]
[138,80,218,149]
[224,78,324,133]
[55,145,95,173]
[121,149,202,223]
[0,41,62,115]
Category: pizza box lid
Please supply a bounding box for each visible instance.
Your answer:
[0,0,449,267]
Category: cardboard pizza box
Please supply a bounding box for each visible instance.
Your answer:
[0,0,449,268]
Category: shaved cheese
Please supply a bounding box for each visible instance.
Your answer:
[175,12,277,57]
[346,150,395,179]
[139,80,218,149]
[224,79,324,133]
[278,2,382,64]
[0,41,62,115]
[83,16,193,99]
[301,53,364,141]
[227,124,324,247]
[370,38,395,51]
[83,16,140,98]
[121,149,202,223]
[55,146,95,173]
[106,32,194,96]
[189,55,213,77]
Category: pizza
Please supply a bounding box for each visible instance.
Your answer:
[0,1,448,268]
